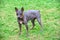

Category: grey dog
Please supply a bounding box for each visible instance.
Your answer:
[15,7,42,35]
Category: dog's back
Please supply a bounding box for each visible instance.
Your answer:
[24,10,40,21]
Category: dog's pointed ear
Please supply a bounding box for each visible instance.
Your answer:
[15,7,18,12]
[21,7,24,11]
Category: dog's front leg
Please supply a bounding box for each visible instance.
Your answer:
[25,23,28,36]
[24,17,29,36]
[18,22,22,35]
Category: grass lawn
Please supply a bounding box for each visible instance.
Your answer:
[0,0,60,40]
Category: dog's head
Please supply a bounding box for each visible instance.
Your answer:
[15,7,24,24]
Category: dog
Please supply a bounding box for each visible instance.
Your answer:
[15,7,42,35]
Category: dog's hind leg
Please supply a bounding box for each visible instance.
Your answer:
[37,17,42,27]
[37,17,43,31]
[36,14,43,31]
[30,19,35,30]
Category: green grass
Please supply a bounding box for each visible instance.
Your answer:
[0,0,60,40]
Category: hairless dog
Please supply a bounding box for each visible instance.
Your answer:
[15,7,42,36]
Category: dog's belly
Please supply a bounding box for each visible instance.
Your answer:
[31,15,36,19]
[27,15,36,21]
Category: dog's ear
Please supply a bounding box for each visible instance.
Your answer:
[15,7,18,12]
[21,7,24,11]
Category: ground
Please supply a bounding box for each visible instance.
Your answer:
[0,0,60,40]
